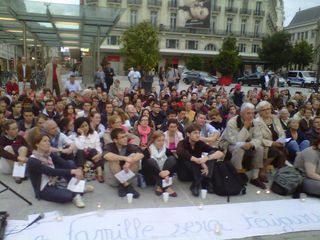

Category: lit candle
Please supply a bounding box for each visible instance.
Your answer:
[266,189,271,194]
[256,190,261,195]
[198,202,204,210]
[214,223,221,234]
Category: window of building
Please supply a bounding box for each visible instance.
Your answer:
[238,43,246,52]
[297,32,300,40]
[251,44,260,53]
[305,31,308,39]
[226,18,232,33]
[227,0,234,8]
[166,39,179,49]
[301,32,304,40]
[240,19,246,35]
[170,13,177,29]
[255,1,262,13]
[186,40,198,50]
[150,11,157,27]
[311,30,315,38]
[107,36,120,45]
[254,20,260,36]
[211,16,217,32]
[242,0,249,9]
[205,44,217,51]
[130,10,137,26]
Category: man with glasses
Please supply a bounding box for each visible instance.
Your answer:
[104,128,143,198]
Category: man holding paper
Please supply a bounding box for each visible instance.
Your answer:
[0,119,29,184]
[104,128,144,198]
[220,103,266,189]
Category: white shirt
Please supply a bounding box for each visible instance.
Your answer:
[65,80,82,92]
[75,131,102,154]
[134,71,141,80]
[128,70,135,82]
[22,64,26,78]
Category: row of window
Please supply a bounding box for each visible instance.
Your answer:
[106,36,260,53]
[290,30,316,41]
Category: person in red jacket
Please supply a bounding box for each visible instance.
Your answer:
[5,77,19,95]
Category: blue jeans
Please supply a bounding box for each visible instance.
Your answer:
[286,140,310,163]
[39,185,75,203]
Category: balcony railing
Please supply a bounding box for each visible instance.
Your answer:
[225,7,238,14]
[127,0,142,6]
[240,8,252,15]
[168,1,177,8]
[212,5,221,12]
[108,0,122,4]
[148,0,162,7]
[253,10,265,17]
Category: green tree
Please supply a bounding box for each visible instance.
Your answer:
[258,31,293,71]
[213,37,241,76]
[291,40,314,69]
[185,55,203,70]
[120,21,160,73]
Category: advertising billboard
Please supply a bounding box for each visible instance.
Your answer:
[177,0,212,28]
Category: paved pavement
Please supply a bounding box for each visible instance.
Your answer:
[1,76,319,239]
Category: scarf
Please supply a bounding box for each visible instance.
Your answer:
[32,150,57,187]
[149,143,167,170]
[138,125,151,145]
[164,131,183,150]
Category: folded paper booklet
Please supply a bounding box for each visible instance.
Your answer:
[162,177,173,188]
[276,137,291,144]
[12,162,26,178]
[114,169,135,183]
[67,177,85,193]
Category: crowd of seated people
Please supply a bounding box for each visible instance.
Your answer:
[1,75,320,208]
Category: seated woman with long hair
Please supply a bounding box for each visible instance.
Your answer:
[133,115,155,150]
[27,133,93,208]
[142,131,177,197]
[74,117,104,183]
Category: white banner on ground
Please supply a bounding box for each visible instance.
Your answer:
[5,199,320,240]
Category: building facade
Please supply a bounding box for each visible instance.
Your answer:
[85,0,284,75]
[285,5,320,71]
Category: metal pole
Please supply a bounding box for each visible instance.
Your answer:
[23,21,27,60]
[34,38,38,74]
[97,26,101,67]
[316,19,320,93]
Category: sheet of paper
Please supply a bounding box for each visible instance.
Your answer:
[162,177,173,188]
[12,162,26,178]
[276,137,291,144]
[67,177,85,193]
[114,170,135,183]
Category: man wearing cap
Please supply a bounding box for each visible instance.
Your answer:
[229,84,244,108]
[64,74,82,93]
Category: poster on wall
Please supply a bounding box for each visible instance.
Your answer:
[177,0,212,28]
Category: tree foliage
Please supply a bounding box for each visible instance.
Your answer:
[120,21,160,73]
[213,37,241,76]
[185,55,203,70]
[291,40,314,69]
[258,31,293,71]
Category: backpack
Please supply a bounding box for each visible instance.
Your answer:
[211,161,246,196]
[271,166,303,195]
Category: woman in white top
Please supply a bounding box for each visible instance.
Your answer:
[142,131,177,197]
[164,119,183,153]
[74,117,104,183]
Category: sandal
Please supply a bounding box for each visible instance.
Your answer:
[155,186,163,196]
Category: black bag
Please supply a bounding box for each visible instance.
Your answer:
[271,166,303,196]
[211,161,246,196]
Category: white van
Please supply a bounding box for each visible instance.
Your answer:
[287,71,316,87]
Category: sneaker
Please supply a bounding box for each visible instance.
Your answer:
[250,178,266,190]
[118,185,128,197]
[72,194,85,208]
[14,177,22,184]
[84,185,95,193]
[126,185,140,199]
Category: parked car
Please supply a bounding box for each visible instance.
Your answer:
[237,73,263,86]
[286,71,316,87]
[182,71,218,86]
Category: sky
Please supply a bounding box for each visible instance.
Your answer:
[283,0,320,26]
